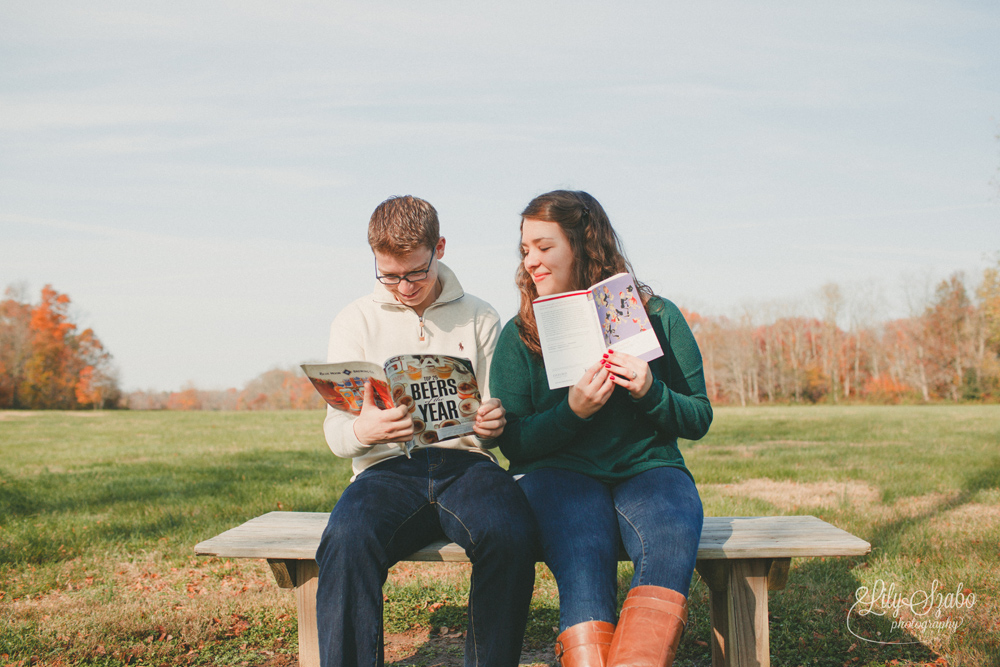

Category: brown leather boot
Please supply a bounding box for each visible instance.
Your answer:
[555,620,616,667]
[606,586,687,667]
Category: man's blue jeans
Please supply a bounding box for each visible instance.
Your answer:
[517,466,703,632]
[315,448,538,667]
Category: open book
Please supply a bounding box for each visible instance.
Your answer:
[302,354,482,456]
[533,272,663,389]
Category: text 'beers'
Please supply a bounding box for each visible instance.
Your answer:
[409,378,458,401]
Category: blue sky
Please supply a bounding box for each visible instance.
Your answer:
[2,1,998,392]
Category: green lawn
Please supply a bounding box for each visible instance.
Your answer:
[1,406,998,666]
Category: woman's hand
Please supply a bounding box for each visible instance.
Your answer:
[603,350,653,399]
[353,380,415,445]
[568,360,616,418]
[473,397,507,439]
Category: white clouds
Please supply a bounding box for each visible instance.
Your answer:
[0,100,190,131]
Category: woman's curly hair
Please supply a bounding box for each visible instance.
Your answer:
[515,190,653,356]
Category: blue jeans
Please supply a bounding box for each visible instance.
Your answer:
[315,448,538,667]
[517,466,703,631]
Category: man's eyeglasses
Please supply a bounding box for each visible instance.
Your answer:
[375,254,435,285]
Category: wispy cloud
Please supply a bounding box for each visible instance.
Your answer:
[2,1,998,389]
[701,203,998,232]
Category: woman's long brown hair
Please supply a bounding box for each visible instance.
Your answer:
[515,190,653,356]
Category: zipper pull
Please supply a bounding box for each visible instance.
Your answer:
[418,316,425,342]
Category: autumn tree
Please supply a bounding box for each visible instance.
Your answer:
[920,274,975,401]
[973,255,1000,398]
[123,390,170,410]
[0,285,32,407]
[167,383,204,411]
[237,367,324,410]
[878,318,927,402]
[978,255,1000,353]
[837,280,887,400]
[695,313,756,406]
[0,284,120,409]
[818,283,845,402]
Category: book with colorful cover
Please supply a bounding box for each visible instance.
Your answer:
[532,272,663,389]
[301,354,482,456]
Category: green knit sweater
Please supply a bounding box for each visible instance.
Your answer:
[490,296,712,483]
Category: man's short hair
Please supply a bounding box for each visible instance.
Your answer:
[368,195,440,255]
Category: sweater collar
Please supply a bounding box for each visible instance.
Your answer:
[371,261,465,309]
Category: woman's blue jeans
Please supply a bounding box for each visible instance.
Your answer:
[314,448,538,667]
[517,466,703,631]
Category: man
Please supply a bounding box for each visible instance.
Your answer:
[315,195,537,667]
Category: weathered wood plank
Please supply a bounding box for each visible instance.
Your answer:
[194,513,871,562]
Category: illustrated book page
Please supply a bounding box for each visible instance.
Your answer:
[532,273,663,389]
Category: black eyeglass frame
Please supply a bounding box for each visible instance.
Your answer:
[375,253,436,285]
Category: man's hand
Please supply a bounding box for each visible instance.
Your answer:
[568,360,615,418]
[353,380,415,445]
[473,397,506,440]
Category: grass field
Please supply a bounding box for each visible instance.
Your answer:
[2,405,998,667]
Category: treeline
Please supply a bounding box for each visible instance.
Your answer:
[124,368,326,411]
[0,285,121,409]
[5,259,998,411]
[687,262,1000,405]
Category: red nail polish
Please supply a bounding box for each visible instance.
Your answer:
[608,349,615,354]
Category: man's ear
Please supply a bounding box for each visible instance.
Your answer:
[436,237,447,260]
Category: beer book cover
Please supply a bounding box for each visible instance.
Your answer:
[302,354,481,454]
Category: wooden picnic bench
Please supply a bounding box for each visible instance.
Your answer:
[195,512,870,667]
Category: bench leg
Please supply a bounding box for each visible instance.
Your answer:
[707,577,730,667]
[728,559,769,667]
[294,560,321,667]
[697,559,771,667]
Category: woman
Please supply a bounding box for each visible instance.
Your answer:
[490,190,712,667]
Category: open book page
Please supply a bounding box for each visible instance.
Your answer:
[591,273,664,363]
[533,290,607,389]
[301,362,392,415]
[301,361,413,455]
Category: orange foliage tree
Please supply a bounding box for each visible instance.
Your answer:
[0,289,32,407]
[166,384,203,411]
[0,284,119,409]
[236,368,325,411]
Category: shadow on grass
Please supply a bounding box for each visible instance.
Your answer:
[828,455,1000,665]
[860,455,1000,578]
[772,556,938,667]
[0,450,347,566]
[1,450,335,518]
[384,604,554,667]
